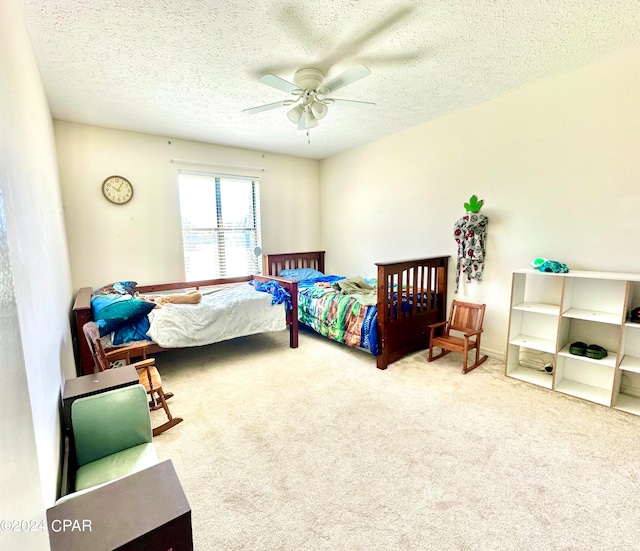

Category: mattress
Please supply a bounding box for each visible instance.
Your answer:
[145,283,286,348]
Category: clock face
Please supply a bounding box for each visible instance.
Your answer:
[102,176,133,205]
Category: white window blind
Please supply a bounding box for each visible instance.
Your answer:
[178,171,262,280]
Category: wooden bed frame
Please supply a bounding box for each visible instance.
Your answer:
[263,251,449,369]
[72,274,298,376]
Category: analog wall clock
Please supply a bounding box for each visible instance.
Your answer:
[102,175,133,205]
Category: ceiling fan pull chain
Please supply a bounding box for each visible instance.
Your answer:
[307,130,311,145]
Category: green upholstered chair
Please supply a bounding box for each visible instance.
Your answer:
[71,384,159,492]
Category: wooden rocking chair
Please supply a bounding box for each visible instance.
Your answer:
[428,300,488,374]
[82,322,183,436]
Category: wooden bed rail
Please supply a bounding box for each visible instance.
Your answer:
[72,275,299,376]
[251,274,298,350]
[375,256,449,369]
[135,276,253,293]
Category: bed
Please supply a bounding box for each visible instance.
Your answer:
[263,251,449,369]
[72,274,299,376]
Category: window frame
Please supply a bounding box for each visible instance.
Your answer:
[178,170,262,280]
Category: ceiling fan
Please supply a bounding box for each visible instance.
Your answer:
[243,64,375,132]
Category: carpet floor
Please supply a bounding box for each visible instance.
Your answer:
[151,328,640,551]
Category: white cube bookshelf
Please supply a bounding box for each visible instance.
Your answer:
[506,269,640,416]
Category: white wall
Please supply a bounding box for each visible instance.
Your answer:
[1,0,76,548]
[320,49,640,358]
[55,121,321,290]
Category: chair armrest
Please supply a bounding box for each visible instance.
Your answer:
[463,328,483,337]
[105,342,151,363]
[429,321,448,339]
[131,358,155,370]
[132,359,161,393]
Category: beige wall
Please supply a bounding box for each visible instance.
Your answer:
[1,0,75,548]
[55,122,321,291]
[4,0,637,545]
[320,49,640,357]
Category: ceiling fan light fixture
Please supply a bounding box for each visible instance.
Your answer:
[287,104,304,124]
[311,101,328,120]
[305,110,320,129]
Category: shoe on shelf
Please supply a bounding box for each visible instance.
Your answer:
[586,344,608,360]
[569,341,587,356]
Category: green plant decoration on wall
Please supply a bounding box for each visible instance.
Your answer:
[464,195,484,213]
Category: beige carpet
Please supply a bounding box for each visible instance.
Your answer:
[151,328,640,551]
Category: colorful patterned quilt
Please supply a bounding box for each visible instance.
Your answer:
[297,276,379,355]
[297,275,440,356]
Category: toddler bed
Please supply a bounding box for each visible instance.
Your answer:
[263,251,449,369]
[73,274,298,376]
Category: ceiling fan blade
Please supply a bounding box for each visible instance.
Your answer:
[359,50,429,67]
[318,65,371,95]
[330,99,376,108]
[258,73,299,94]
[329,6,417,63]
[243,100,293,115]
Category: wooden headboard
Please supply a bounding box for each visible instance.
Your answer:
[263,251,325,276]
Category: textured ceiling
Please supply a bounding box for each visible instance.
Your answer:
[22,0,640,160]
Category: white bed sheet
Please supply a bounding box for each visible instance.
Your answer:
[145,283,286,348]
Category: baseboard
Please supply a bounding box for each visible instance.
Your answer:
[482,347,505,362]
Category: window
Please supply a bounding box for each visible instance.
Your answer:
[178,171,262,280]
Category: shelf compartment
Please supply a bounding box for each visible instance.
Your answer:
[557,344,617,369]
[558,317,620,366]
[619,355,640,374]
[617,370,640,413]
[613,394,640,415]
[505,344,554,389]
[512,302,560,315]
[511,271,564,306]
[509,335,556,354]
[510,309,559,346]
[506,366,553,389]
[562,278,627,321]
[554,356,615,406]
[555,380,613,406]
[562,308,622,325]
[622,325,640,359]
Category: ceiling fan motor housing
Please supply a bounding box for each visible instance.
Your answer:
[293,68,324,92]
